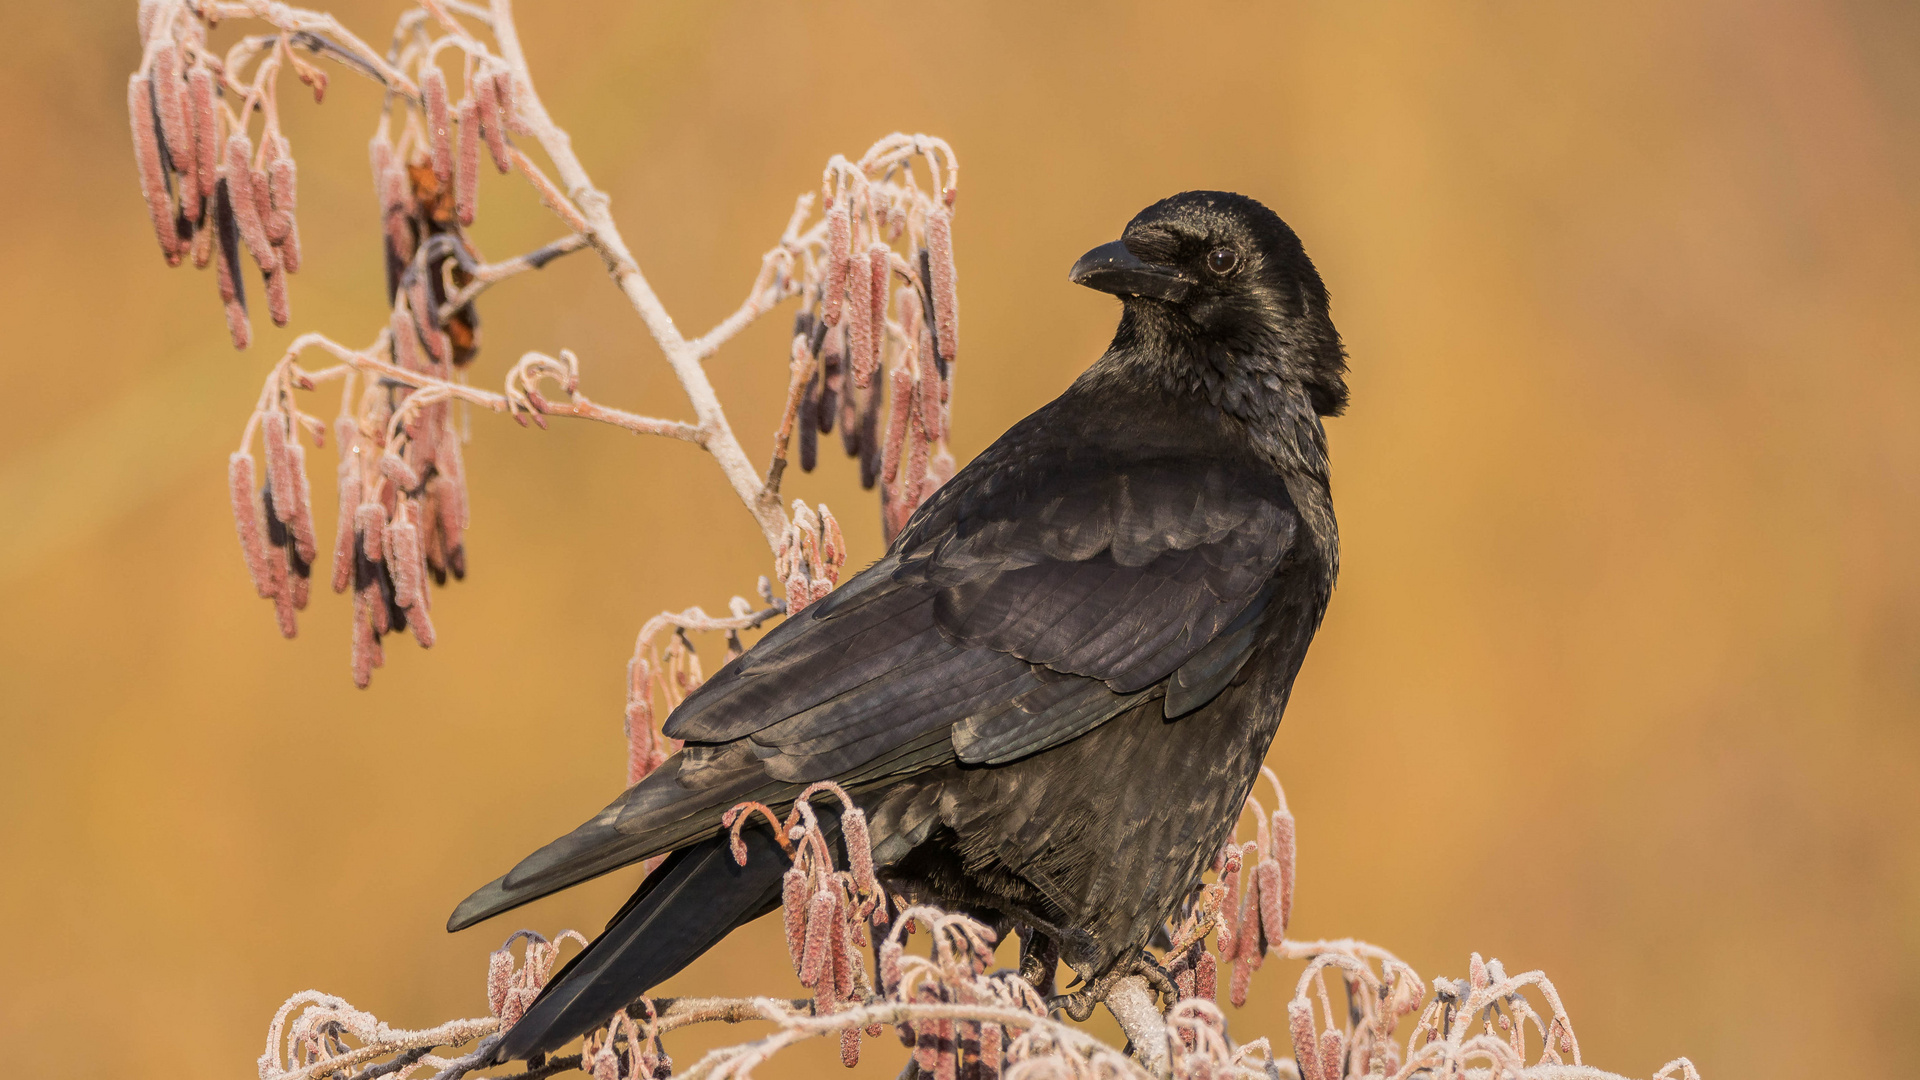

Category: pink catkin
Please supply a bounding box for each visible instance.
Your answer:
[356,503,386,566]
[455,98,480,226]
[189,66,218,205]
[224,134,277,273]
[934,1019,957,1080]
[917,327,942,436]
[270,548,297,638]
[390,305,424,370]
[331,460,358,593]
[128,75,180,263]
[1289,1001,1323,1080]
[265,266,291,326]
[224,297,251,350]
[846,259,874,391]
[150,44,195,220]
[1197,948,1218,1002]
[861,247,888,386]
[799,887,836,986]
[261,414,298,521]
[926,207,959,362]
[269,153,301,273]
[905,409,931,508]
[822,203,851,326]
[492,69,519,134]
[476,71,509,172]
[1254,859,1285,952]
[287,441,317,562]
[228,453,272,597]
[350,591,373,687]
[1273,811,1296,934]
[423,68,452,186]
[1318,1028,1344,1080]
[408,595,436,648]
[486,949,513,1017]
[881,366,912,484]
[782,869,810,971]
[841,1027,861,1068]
[388,518,423,608]
[379,452,420,493]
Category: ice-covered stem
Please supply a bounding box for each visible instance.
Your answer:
[487,0,786,549]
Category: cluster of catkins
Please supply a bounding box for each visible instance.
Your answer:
[131,7,305,348]
[486,929,592,1033]
[790,161,961,541]
[775,501,848,615]
[879,911,1048,1080]
[580,1005,671,1080]
[229,406,323,640]
[724,784,885,1067]
[372,53,518,364]
[333,394,471,687]
[1216,769,1298,1007]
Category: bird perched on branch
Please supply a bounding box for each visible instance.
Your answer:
[450,191,1349,1061]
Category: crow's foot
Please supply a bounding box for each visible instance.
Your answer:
[1047,947,1178,1021]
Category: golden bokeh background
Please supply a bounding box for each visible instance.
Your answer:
[3,2,1916,1077]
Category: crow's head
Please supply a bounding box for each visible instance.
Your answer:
[1072,191,1348,417]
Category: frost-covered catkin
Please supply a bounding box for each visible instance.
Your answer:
[821,201,851,326]
[269,150,300,273]
[228,452,272,597]
[189,66,218,206]
[129,75,180,264]
[926,206,959,362]
[847,245,876,389]
[423,67,453,187]
[476,71,510,172]
[331,459,358,593]
[455,97,480,226]
[1289,1001,1322,1080]
[224,134,277,273]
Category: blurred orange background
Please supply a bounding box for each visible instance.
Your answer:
[3,2,1916,1077]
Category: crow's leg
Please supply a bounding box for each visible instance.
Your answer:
[1017,926,1059,998]
[1048,946,1179,1021]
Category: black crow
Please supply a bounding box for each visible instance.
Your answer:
[450,191,1348,1060]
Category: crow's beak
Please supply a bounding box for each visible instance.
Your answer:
[1069,240,1191,303]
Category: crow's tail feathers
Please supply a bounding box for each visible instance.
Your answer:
[494,811,839,1063]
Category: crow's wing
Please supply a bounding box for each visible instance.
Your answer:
[666,428,1297,771]
[454,394,1299,930]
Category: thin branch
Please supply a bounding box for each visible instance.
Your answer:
[489,0,789,549]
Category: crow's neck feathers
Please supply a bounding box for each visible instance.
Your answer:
[1086,309,1342,581]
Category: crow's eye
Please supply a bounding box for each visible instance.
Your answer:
[1206,247,1238,275]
